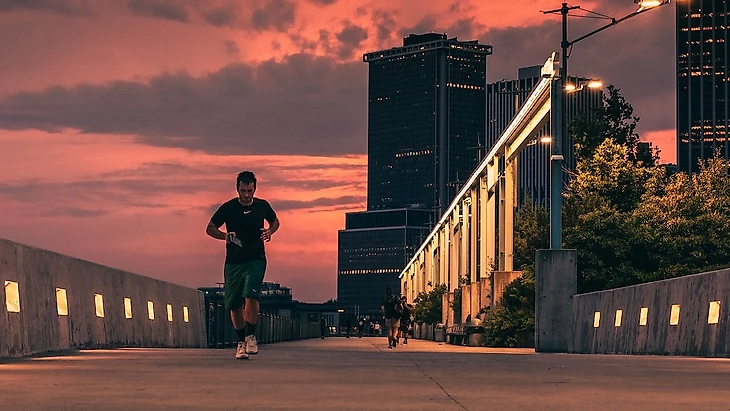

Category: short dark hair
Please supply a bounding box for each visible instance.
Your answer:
[236,171,257,189]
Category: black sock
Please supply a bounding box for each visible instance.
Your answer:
[245,321,257,336]
[235,327,246,341]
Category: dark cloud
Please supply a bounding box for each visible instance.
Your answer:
[372,9,396,45]
[309,0,336,5]
[0,54,368,156]
[0,0,93,15]
[335,22,369,59]
[251,0,296,32]
[126,0,189,23]
[202,3,242,27]
[223,40,240,58]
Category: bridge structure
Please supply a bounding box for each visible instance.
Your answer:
[398,53,566,329]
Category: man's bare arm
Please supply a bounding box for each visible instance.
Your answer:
[206,221,227,240]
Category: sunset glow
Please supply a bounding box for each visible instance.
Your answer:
[0,0,675,302]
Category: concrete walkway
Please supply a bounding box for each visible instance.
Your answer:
[1,337,729,410]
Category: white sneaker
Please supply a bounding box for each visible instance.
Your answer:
[245,335,259,355]
[235,341,249,359]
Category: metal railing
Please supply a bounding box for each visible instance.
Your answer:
[205,301,320,348]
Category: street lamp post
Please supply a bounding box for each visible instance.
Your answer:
[542,0,671,249]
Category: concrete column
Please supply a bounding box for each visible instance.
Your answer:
[479,176,489,279]
[535,249,577,353]
[504,157,516,271]
[469,189,478,283]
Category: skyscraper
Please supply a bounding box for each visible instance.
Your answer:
[337,34,492,317]
[363,33,492,216]
[677,0,729,173]
[487,66,602,207]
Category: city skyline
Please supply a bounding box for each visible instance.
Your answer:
[0,0,675,302]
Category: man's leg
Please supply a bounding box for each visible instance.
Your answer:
[242,260,266,355]
[224,264,248,359]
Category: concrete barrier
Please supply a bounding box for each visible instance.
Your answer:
[569,268,730,356]
[0,238,206,358]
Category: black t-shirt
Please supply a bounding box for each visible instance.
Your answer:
[210,197,277,264]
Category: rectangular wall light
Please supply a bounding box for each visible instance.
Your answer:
[124,297,133,319]
[670,304,681,326]
[4,281,20,313]
[147,301,155,320]
[94,294,105,318]
[708,301,721,324]
[56,288,68,316]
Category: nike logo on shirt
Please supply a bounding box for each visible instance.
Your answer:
[243,210,251,214]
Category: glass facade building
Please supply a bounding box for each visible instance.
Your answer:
[337,209,432,317]
[363,33,492,216]
[677,0,729,173]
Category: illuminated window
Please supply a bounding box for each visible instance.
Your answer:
[615,310,623,327]
[183,306,189,323]
[708,301,721,325]
[670,305,681,326]
[147,301,155,320]
[593,311,601,328]
[5,281,20,313]
[639,307,648,326]
[124,298,133,319]
[167,304,173,322]
[94,294,105,318]
[56,288,68,316]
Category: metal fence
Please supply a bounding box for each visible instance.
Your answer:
[205,301,320,348]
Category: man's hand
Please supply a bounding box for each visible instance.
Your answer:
[227,232,242,247]
[260,228,272,242]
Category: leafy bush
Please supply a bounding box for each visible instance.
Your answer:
[413,284,446,325]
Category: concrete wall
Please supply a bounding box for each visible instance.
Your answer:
[570,268,730,356]
[0,239,206,358]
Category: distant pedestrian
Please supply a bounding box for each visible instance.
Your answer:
[398,296,414,345]
[320,317,328,339]
[357,318,364,338]
[206,171,280,360]
[345,315,352,338]
[381,287,403,349]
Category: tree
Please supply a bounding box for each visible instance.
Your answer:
[514,195,549,271]
[413,284,447,325]
[569,85,658,166]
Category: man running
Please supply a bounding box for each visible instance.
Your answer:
[207,171,280,360]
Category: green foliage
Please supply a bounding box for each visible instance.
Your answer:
[514,195,549,271]
[569,85,658,165]
[413,284,446,325]
[565,143,730,293]
[483,269,535,348]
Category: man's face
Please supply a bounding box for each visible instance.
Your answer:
[237,182,255,203]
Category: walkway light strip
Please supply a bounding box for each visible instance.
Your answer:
[400,73,554,278]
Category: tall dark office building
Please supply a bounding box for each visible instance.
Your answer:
[487,66,602,206]
[337,34,492,318]
[363,33,492,216]
[337,209,432,317]
[677,0,729,173]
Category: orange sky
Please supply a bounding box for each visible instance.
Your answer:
[0,0,676,302]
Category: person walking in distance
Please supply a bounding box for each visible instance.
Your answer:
[206,171,280,360]
[398,296,414,345]
[319,316,328,339]
[381,287,403,349]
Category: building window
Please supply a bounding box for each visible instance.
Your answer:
[148,301,155,320]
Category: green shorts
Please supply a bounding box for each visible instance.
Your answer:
[224,260,266,311]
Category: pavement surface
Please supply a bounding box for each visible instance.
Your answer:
[1,337,729,411]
